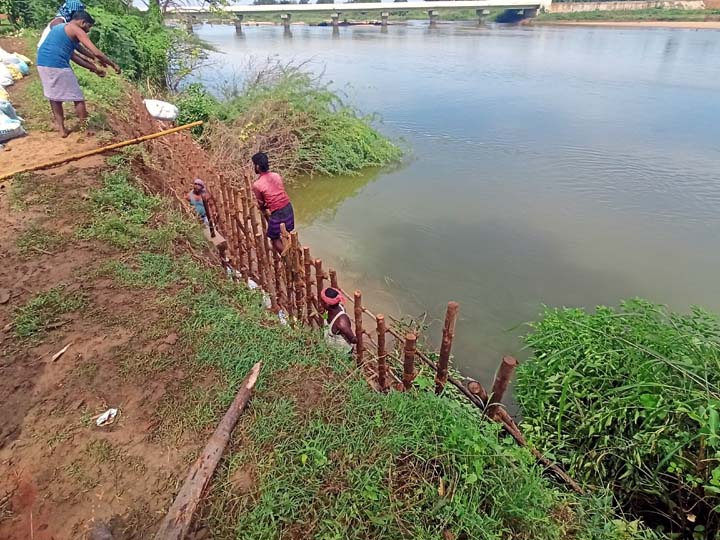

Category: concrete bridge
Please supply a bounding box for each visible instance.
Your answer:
[170,0,546,32]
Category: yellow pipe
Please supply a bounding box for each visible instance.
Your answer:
[0,120,203,181]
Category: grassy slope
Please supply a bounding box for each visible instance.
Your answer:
[1,39,657,540]
[537,8,720,22]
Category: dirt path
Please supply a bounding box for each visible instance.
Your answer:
[0,37,224,540]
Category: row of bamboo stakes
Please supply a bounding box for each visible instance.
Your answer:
[206,168,582,493]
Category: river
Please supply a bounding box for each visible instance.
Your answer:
[193,21,720,381]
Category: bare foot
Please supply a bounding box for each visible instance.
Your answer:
[60,129,70,138]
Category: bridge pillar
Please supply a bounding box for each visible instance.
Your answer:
[476,8,490,24]
[331,13,340,28]
[281,13,292,31]
[184,16,194,34]
[381,12,389,28]
[428,9,439,27]
[234,14,244,34]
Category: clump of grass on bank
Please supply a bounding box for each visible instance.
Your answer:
[16,224,68,256]
[177,62,402,177]
[516,299,720,538]
[14,285,87,339]
[537,8,720,22]
[78,160,202,251]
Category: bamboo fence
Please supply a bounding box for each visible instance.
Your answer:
[203,166,582,493]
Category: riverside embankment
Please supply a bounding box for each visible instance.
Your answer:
[0,27,660,540]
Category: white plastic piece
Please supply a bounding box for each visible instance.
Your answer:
[143,99,179,122]
[278,310,289,326]
[247,278,259,290]
[95,408,119,426]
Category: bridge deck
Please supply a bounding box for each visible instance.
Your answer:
[171,1,540,14]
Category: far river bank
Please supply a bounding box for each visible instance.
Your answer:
[534,19,720,28]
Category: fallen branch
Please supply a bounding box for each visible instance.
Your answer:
[154,361,262,540]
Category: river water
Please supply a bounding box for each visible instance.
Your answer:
[193,21,720,381]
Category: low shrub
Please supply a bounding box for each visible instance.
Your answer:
[516,299,720,537]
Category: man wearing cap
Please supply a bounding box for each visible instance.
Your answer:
[320,287,357,354]
[187,179,231,270]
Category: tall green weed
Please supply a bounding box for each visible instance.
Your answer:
[517,299,720,537]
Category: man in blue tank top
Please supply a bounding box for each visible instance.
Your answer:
[36,11,120,137]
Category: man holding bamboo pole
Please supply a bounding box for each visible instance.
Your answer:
[251,152,295,254]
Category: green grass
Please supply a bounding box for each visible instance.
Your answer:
[8,172,60,211]
[537,8,720,22]
[14,285,87,339]
[16,224,68,256]
[79,157,205,251]
[516,300,720,537]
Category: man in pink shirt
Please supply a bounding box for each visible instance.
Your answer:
[252,152,295,253]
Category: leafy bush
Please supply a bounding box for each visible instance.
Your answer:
[200,61,402,177]
[175,83,220,135]
[516,299,720,537]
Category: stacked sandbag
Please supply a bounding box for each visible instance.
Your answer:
[0,48,31,146]
[0,103,26,143]
[0,47,32,84]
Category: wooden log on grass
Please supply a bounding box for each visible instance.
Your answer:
[435,301,459,395]
[153,362,262,540]
[376,314,388,391]
[402,333,417,390]
[354,290,364,363]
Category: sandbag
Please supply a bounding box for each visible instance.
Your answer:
[143,99,179,122]
[0,64,13,87]
[6,64,22,81]
[0,111,26,143]
[15,53,32,66]
[0,101,22,122]
[13,60,29,76]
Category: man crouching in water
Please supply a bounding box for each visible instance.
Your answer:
[188,179,232,272]
[321,287,357,355]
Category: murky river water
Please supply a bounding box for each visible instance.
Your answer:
[194,21,720,381]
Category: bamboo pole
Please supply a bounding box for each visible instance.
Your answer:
[239,189,255,279]
[488,356,518,419]
[1,121,203,181]
[402,333,417,391]
[303,247,314,325]
[329,268,338,290]
[281,224,296,320]
[315,259,325,319]
[290,232,304,324]
[435,302,460,395]
[353,290,364,364]
[153,362,261,540]
[376,314,387,391]
[271,249,287,311]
